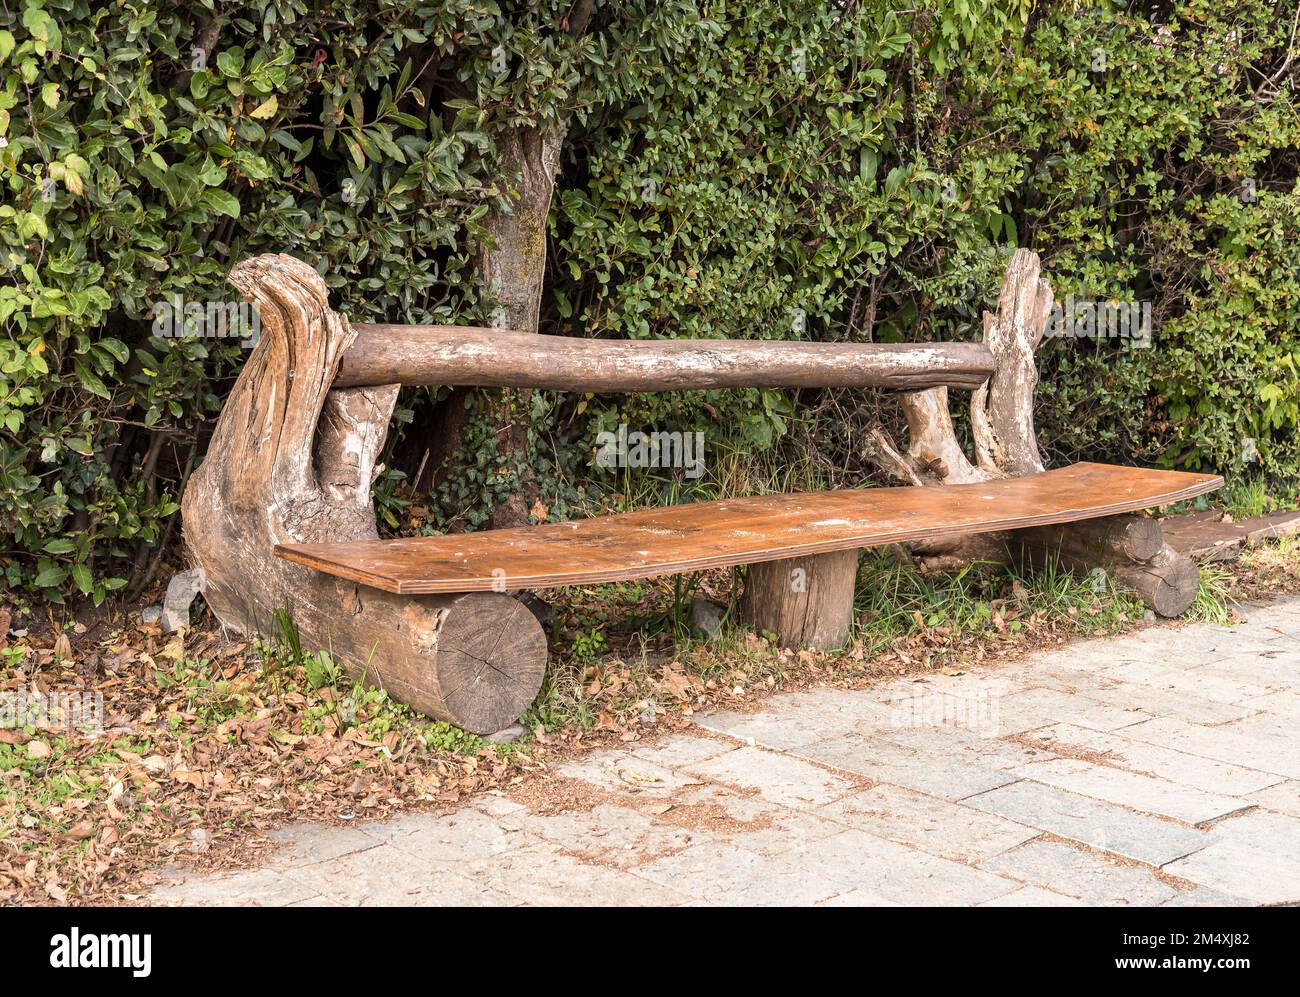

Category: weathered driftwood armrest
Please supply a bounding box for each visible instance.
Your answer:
[181,257,547,734]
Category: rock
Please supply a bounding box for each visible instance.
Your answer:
[691,597,726,638]
[1143,610,1157,624]
[189,828,212,854]
[485,722,527,744]
[161,569,205,633]
[517,591,554,628]
[141,606,163,626]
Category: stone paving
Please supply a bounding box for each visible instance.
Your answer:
[152,596,1300,906]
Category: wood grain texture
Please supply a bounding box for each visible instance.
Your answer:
[181,254,549,734]
[276,462,1222,595]
[1015,513,1165,564]
[336,324,998,392]
[742,550,860,651]
[1111,545,1200,618]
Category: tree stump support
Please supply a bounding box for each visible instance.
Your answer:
[864,250,1202,617]
[741,549,860,650]
[181,255,547,734]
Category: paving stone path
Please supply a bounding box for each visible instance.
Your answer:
[153,596,1300,906]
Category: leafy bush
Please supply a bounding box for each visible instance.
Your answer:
[2,0,1297,603]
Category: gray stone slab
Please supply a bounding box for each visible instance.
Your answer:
[1208,808,1300,852]
[1244,779,1300,817]
[1029,666,1258,725]
[1217,709,1299,747]
[814,889,903,906]
[284,844,514,906]
[1122,716,1300,779]
[878,723,1053,770]
[694,688,895,750]
[635,840,843,905]
[457,843,691,906]
[1191,650,1300,690]
[1014,758,1250,825]
[370,807,532,862]
[964,780,1212,865]
[1243,691,1300,718]
[685,744,857,809]
[808,829,1021,906]
[978,839,1180,906]
[1102,659,1274,705]
[977,885,1084,907]
[1105,625,1276,661]
[1200,621,1300,651]
[796,733,1020,801]
[1024,723,1282,796]
[628,732,737,768]
[666,783,845,858]
[151,867,320,907]
[820,784,1040,863]
[556,752,705,797]
[518,803,698,869]
[263,822,382,869]
[471,792,530,819]
[985,687,1154,735]
[1162,814,1300,905]
[1160,887,1254,907]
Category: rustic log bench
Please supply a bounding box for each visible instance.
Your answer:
[181,250,1221,733]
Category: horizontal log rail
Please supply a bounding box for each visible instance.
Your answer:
[336,324,997,392]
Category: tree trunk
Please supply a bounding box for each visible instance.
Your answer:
[742,550,860,650]
[182,255,548,734]
[473,127,565,529]
[425,6,599,529]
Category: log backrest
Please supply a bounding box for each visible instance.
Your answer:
[326,250,1053,489]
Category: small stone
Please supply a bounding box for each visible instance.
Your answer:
[485,722,527,744]
[518,592,553,627]
[141,606,163,626]
[161,568,205,633]
[691,597,725,638]
[189,828,211,853]
[1143,610,1157,623]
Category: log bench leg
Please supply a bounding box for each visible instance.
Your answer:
[1010,513,1200,617]
[741,550,860,650]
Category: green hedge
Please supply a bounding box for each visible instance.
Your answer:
[2,0,1297,603]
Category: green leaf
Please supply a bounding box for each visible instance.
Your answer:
[71,563,93,595]
[205,189,242,218]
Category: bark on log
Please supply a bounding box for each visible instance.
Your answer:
[1110,545,1200,618]
[1016,514,1164,565]
[972,249,1054,477]
[338,326,998,393]
[865,249,1055,490]
[181,254,548,734]
[864,387,991,489]
[741,550,860,650]
[1008,530,1199,618]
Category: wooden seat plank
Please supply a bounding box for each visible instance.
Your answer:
[276,463,1222,595]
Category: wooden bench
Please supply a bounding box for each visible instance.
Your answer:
[181,251,1221,733]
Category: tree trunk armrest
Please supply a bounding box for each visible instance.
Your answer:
[181,255,546,734]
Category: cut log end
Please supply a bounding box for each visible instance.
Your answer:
[742,549,859,651]
[1112,545,1200,618]
[414,593,549,735]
